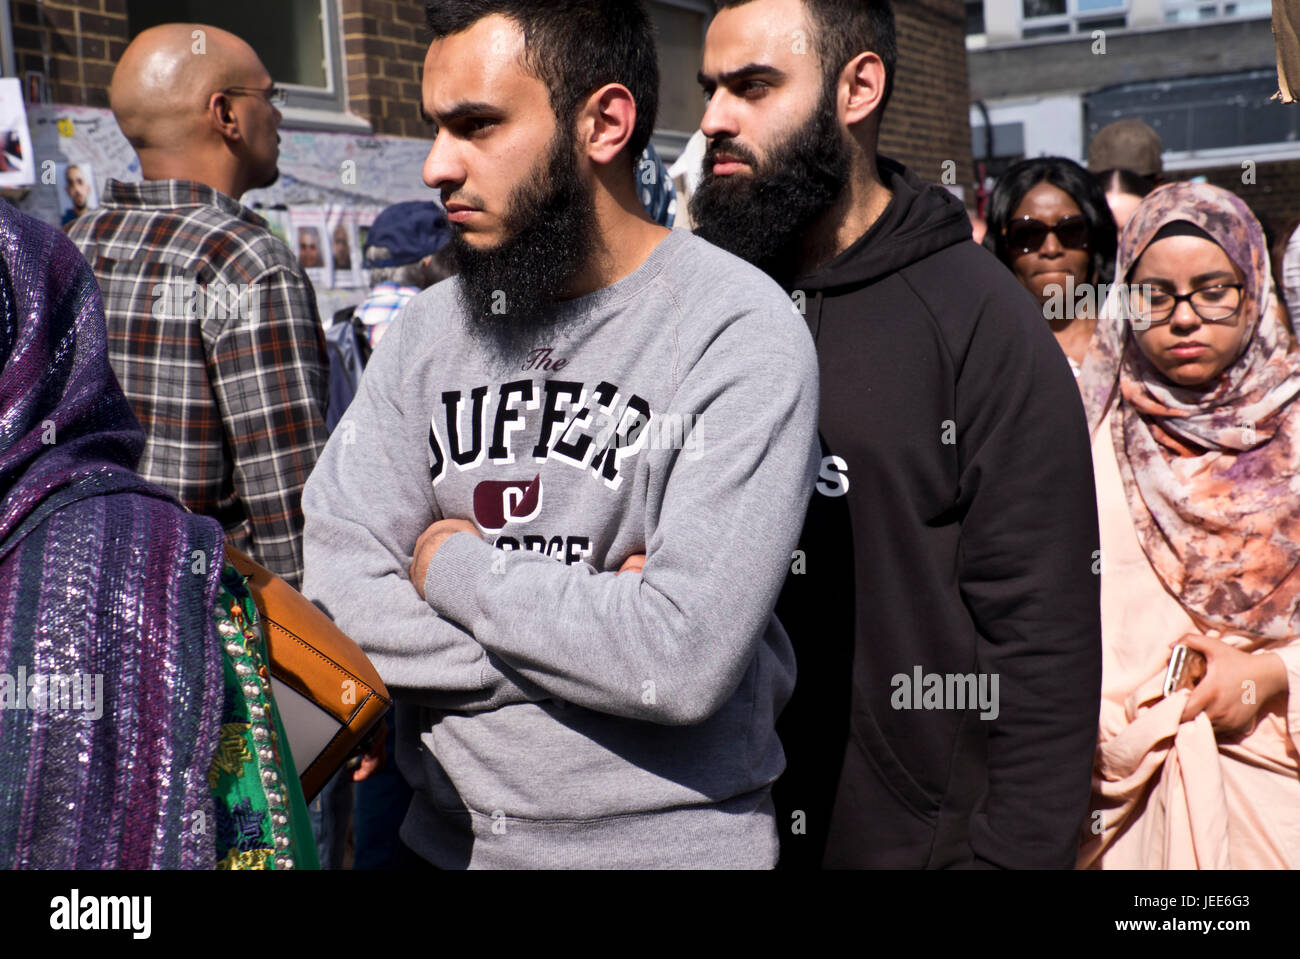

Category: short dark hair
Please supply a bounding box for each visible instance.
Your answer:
[987,156,1119,286]
[1094,167,1157,199]
[425,1,660,163]
[715,0,897,116]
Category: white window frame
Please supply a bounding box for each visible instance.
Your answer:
[1019,0,1130,36]
[127,0,366,131]
[273,0,369,132]
[1163,0,1272,24]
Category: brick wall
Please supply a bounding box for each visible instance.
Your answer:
[883,0,974,190]
[12,0,129,109]
[341,0,427,138]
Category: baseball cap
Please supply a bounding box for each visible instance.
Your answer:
[1088,118,1164,177]
[363,201,451,268]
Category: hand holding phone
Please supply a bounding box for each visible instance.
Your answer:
[1163,642,1207,698]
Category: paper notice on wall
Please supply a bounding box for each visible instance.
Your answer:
[0,79,37,188]
[23,105,139,226]
[324,205,359,289]
[14,103,436,315]
[243,131,432,211]
[289,207,329,290]
[56,162,99,228]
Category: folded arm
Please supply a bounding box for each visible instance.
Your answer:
[301,306,546,712]
[421,314,820,726]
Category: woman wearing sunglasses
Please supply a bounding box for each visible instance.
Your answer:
[1076,182,1300,868]
[988,157,1118,377]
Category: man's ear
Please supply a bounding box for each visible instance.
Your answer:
[209,92,242,144]
[578,83,638,167]
[840,51,887,129]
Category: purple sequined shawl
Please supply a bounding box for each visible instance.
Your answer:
[0,202,225,869]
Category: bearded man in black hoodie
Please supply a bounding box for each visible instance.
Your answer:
[693,0,1102,869]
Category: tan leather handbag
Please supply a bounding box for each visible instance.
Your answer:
[225,546,392,802]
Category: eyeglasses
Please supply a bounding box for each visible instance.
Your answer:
[220,85,287,107]
[1003,214,1091,255]
[1126,283,1244,326]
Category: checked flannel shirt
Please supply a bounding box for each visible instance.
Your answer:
[68,179,328,589]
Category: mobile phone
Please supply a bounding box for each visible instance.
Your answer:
[1163,643,1207,697]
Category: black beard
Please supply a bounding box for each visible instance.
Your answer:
[451,127,596,362]
[689,86,850,284]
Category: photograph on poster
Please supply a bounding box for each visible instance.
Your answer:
[298,226,323,269]
[326,208,362,288]
[56,162,98,227]
[290,207,330,289]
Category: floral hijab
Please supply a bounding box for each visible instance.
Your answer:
[1078,181,1300,638]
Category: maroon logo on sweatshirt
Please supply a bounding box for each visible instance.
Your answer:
[473,475,543,532]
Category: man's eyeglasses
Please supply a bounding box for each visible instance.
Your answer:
[221,85,287,107]
[1003,214,1091,255]
[1126,283,1244,326]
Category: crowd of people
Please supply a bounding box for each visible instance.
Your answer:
[1,0,1298,871]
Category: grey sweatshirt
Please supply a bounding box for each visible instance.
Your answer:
[302,229,819,868]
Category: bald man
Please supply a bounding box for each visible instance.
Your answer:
[68,24,328,589]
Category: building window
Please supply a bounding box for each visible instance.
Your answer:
[126,0,346,118]
[649,0,710,146]
[1021,0,1128,36]
[1164,0,1272,22]
[1086,69,1297,155]
[966,1,987,35]
[970,120,1027,179]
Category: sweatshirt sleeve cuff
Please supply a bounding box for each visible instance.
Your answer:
[424,532,496,628]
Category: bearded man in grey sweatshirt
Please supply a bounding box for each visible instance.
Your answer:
[303,0,819,869]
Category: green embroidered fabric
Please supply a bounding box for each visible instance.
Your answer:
[208,563,319,871]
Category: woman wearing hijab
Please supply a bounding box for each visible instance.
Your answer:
[1077,181,1300,869]
[988,157,1118,377]
[0,202,316,869]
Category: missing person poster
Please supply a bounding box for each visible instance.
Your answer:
[0,78,36,188]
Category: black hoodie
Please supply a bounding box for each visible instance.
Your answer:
[773,157,1102,869]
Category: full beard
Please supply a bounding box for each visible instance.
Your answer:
[450,126,597,364]
[689,85,851,285]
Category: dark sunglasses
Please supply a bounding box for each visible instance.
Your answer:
[1003,214,1091,255]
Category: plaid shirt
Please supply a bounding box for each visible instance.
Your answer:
[68,179,328,589]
